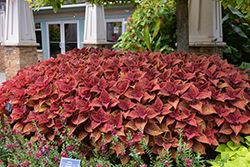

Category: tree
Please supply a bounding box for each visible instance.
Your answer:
[28,0,250,53]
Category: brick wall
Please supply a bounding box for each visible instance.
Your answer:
[189,46,224,57]
[189,42,226,58]
[4,46,38,80]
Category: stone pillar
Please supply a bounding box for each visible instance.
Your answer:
[188,0,226,56]
[81,2,110,48]
[3,0,38,80]
[0,8,5,72]
[37,50,43,62]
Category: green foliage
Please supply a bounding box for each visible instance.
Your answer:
[218,0,250,15]
[27,0,137,13]
[114,0,177,53]
[222,5,250,66]
[238,62,250,76]
[208,136,250,167]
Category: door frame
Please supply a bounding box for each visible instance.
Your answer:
[46,20,80,58]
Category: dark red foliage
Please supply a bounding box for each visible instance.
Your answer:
[1,47,250,162]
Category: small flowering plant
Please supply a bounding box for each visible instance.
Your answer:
[0,114,207,167]
[175,130,205,167]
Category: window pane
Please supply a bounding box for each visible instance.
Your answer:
[106,22,122,42]
[35,31,42,49]
[35,22,41,29]
[65,23,77,52]
[49,24,61,58]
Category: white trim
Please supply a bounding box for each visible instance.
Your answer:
[46,20,79,58]
[34,3,86,10]
[105,18,125,34]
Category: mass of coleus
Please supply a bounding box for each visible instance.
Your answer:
[0,47,250,164]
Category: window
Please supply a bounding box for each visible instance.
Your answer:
[106,19,125,43]
[35,22,42,50]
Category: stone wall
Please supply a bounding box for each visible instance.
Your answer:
[189,42,226,57]
[0,44,4,72]
[4,46,38,80]
[37,50,43,62]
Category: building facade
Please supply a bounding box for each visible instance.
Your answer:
[33,3,134,61]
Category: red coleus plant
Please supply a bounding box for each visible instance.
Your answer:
[1,47,250,164]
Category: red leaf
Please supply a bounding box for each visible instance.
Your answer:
[214,117,225,126]
[78,130,88,141]
[134,85,144,102]
[145,122,163,136]
[230,134,241,146]
[232,98,248,111]
[201,104,216,115]
[192,141,206,154]
[195,133,211,145]
[118,99,136,111]
[22,123,34,133]
[230,124,242,135]
[219,122,233,135]
[241,123,250,134]
[175,121,186,129]
[125,120,138,131]
[135,118,147,131]
[190,101,202,113]
[13,122,24,132]
[168,95,179,109]
[72,113,88,125]
[99,89,110,109]
[91,121,101,130]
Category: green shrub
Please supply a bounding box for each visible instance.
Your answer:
[222,5,250,66]
[114,0,177,53]
[208,135,250,167]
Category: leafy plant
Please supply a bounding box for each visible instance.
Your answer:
[208,135,250,167]
[1,47,250,162]
[238,62,250,76]
[114,0,176,53]
[222,5,250,65]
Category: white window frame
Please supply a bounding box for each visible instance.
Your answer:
[35,22,42,51]
[105,18,125,34]
[46,20,79,58]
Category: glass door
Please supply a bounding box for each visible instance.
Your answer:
[47,21,78,58]
[65,23,77,52]
[48,23,61,58]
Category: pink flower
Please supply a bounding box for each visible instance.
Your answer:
[27,151,33,156]
[35,151,42,158]
[54,156,60,164]
[96,165,102,167]
[60,152,68,157]
[0,159,2,163]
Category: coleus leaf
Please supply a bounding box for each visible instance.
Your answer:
[241,123,250,134]
[118,98,136,111]
[72,113,88,125]
[230,124,242,135]
[22,122,35,134]
[219,122,233,135]
[201,103,216,115]
[192,141,206,154]
[91,108,108,123]
[144,122,163,136]
[99,89,111,109]
[194,133,211,145]
[225,109,250,124]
